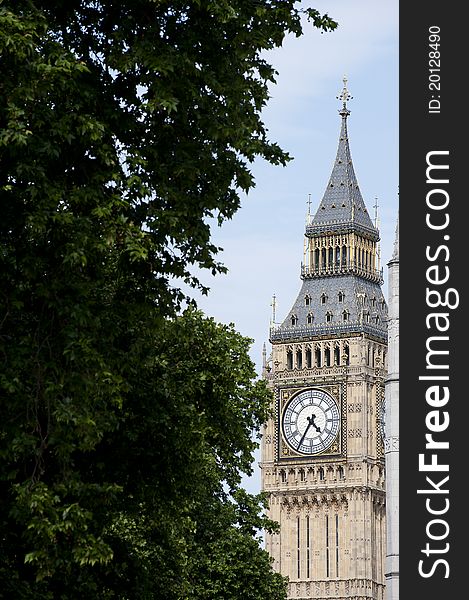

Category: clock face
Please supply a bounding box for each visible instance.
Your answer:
[282,389,340,455]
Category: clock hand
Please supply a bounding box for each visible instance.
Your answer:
[310,414,321,433]
[297,414,318,450]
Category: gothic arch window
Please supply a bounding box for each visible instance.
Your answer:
[334,344,340,365]
[324,346,331,367]
[374,314,380,324]
[291,314,298,326]
[364,311,370,323]
[343,344,350,366]
[306,347,312,368]
[378,467,384,484]
[296,348,303,370]
[341,245,347,265]
[299,468,306,482]
[315,346,322,368]
[337,466,345,480]
[326,311,333,323]
[318,467,325,481]
[286,349,293,370]
[371,296,377,307]
[321,293,327,304]
[280,469,287,483]
[338,291,345,302]
[307,312,314,325]
[325,515,330,577]
[305,294,311,306]
[342,310,349,322]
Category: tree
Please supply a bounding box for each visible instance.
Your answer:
[0,1,337,597]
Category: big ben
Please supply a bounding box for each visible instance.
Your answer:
[261,80,387,600]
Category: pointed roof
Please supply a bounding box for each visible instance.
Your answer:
[270,80,387,345]
[308,78,377,238]
[270,274,387,344]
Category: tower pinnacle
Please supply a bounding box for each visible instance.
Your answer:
[270,294,277,326]
[337,75,352,115]
[373,197,380,229]
[392,212,399,260]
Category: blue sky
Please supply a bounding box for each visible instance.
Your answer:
[193,0,398,493]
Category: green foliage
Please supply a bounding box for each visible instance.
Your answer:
[0,0,336,597]
[187,488,286,600]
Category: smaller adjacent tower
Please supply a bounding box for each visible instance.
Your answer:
[384,216,399,599]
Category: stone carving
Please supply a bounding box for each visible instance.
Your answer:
[385,436,399,451]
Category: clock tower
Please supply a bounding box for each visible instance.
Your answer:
[261,80,387,600]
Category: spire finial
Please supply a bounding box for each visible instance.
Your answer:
[373,196,380,229]
[261,342,269,378]
[270,294,277,326]
[306,193,312,225]
[337,75,352,115]
[374,197,381,271]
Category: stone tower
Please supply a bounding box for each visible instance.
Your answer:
[384,217,399,599]
[261,80,388,600]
